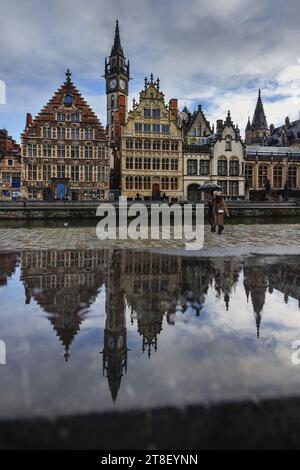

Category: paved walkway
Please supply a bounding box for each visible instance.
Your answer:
[0,223,299,256]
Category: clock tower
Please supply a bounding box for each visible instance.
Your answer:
[105,20,130,144]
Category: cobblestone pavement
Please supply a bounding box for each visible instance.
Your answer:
[0,223,299,256]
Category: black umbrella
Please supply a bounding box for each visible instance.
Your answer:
[198,182,222,192]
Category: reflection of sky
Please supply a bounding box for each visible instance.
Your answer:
[1,256,300,419]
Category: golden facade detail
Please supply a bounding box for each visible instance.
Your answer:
[121,76,183,201]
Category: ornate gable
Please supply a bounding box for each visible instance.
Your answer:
[22,70,106,139]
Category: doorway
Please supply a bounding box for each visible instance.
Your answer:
[152,183,160,201]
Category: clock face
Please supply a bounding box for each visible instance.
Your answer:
[110,79,117,90]
[120,79,126,91]
[108,336,115,350]
[64,94,73,106]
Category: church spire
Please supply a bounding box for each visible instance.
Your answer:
[246,116,252,131]
[252,89,268,129]
[111,19,124,58]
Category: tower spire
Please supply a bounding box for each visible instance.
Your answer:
[252,89,268,129]
[111,19,124,57]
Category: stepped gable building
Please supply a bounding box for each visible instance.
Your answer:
[184,110,245,201]
[0,129,21,200]
[20,249,109,360]
[105,19,130,191]
[245,89,269,146]
[21,70,109,201]
[121,75,183,201]
[0,253,18,287]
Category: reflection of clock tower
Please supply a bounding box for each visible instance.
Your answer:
[105,20,130,144]
[102,250,128,402]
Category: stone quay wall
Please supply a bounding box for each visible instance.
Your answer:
[0,201,299,219]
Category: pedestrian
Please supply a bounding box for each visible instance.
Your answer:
[265,178,271,201]
[283,181,290,201]
[207,190,216,232]
[213,191,229,235]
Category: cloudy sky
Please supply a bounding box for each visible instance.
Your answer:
[0,0,300,142]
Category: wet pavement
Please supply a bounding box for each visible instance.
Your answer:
[0,222,299,255]
[1,223,300,448]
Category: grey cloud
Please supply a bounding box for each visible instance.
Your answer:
[0,0,300,140]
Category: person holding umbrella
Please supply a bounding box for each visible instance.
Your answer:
[213,191,229,234]
[198,182,222,233]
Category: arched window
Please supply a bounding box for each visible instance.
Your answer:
[288,166,297,189]
[258,165,269,188]
[245,164,254,187]
[111,95,115,107]
[273,165,283,188]
[218,157,228,176]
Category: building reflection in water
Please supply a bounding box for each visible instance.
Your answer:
[12,249,300,401]
[20,250,109,360]
[0,253,18,287]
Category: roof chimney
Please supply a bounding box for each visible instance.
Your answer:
[26,113,33,128]
[216,119,223,133]
[169,99,178,116]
